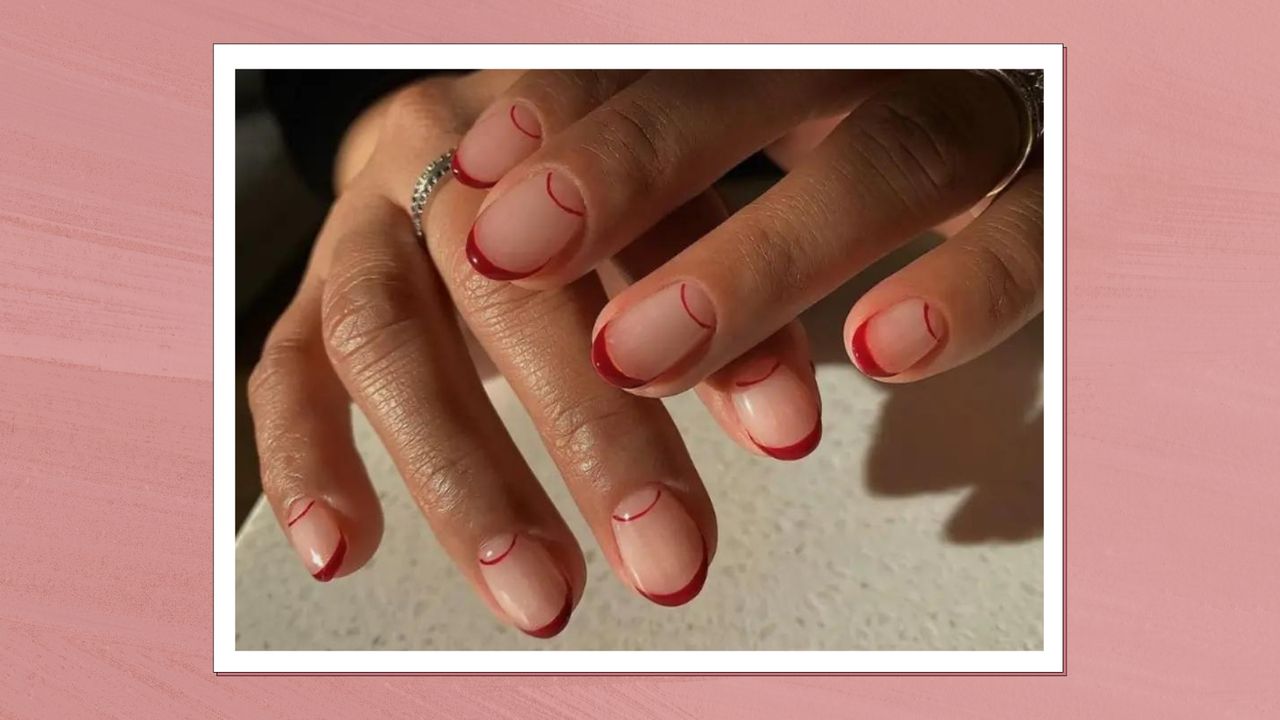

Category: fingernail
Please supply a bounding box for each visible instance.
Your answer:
[591,282,716,388]
[284,498,346,582]
[452,102,543,189]
[467,171,584,280]
[850,298,944,378]
[611,485,709,606]
[732,358,822,460]
[477,533,573,638]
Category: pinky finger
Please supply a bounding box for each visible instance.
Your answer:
[845,168,1044,382]
[247,279,383,581]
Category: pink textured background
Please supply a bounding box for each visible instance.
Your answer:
[2,1,1277,716]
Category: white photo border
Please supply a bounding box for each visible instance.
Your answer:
[214,43,1065,674]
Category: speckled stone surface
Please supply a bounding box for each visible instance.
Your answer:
[235,268,1044,651]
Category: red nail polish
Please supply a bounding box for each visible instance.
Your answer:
[509,104,542,139]
[478,534,518,566]
[591,324,645,388]
[850,319,893,377]
[544,172,584,216]
[451,151,495,189]
[752,417,823,461]
[734,359,782,388]
[311,534,347,582]
[638,536,709,607]
[522,588,573,639]
[466,227,537,280]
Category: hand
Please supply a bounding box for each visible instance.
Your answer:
[453,70,1042,392]
[246,72,822,639]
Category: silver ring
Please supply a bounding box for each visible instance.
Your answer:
[977,69,1044,197]
[409,148,456,240]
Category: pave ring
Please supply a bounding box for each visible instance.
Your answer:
[977,69,1044,197]
[409,148,456,241]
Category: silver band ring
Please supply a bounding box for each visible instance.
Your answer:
[977,69,1044,197]
[409,148,456,241]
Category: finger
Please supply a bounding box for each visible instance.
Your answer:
[450,70,645,190]
[417,154,718,607]
[590,70,1025,396]
[465,70,895,284]
[846,167,1043,381]
[694,323,822,460]
[606,192,822,461]
[247,274,382,582]
[319,187,584,638]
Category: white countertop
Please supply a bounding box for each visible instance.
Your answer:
[235,252,1044,651]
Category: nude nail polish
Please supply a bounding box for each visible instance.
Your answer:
[466,171,584,280]
[477,533,572,638]
[732,358,822,460]
[591,282,715,388]
[284,497,346,582]
[452,102,543,189]
[611,485,708,606]
[850,298,944,377]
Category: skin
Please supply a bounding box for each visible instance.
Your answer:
[250,69,1045,636]
[247,72,819,637]
[459,70,1043,393]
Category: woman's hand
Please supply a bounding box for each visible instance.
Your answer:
[453,70,1043,392]
[246,71,824,638]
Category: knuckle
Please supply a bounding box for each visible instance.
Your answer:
[398,431,486,516]
[320,243,421,379]
[380,79,467,139]
[247,338,307,410]
[537,384,635,461]
[534,70,625,111]
[727,199,823,304]
[847,85,972,214]
[581,98,674,196]
[962,218,1044,326]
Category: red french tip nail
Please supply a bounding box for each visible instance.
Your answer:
[522,588,573,639]
[451,152,495,189]
[466,227,535,280]
[850,319,893,377]
[754,417,823,461]
[591,325,645,389]
[311,534,347,582]
[639,538,709,607]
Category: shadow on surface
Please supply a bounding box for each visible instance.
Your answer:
[803,234,1044,544]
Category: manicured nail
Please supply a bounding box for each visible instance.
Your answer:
[477,533,572,638]
[850,298,944,377]
[732,358,822,460]
[284,498,346,582]
[611,485,708,606]
[467,171,584,280]
[452,102,543,189]
[591,282,715,388]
